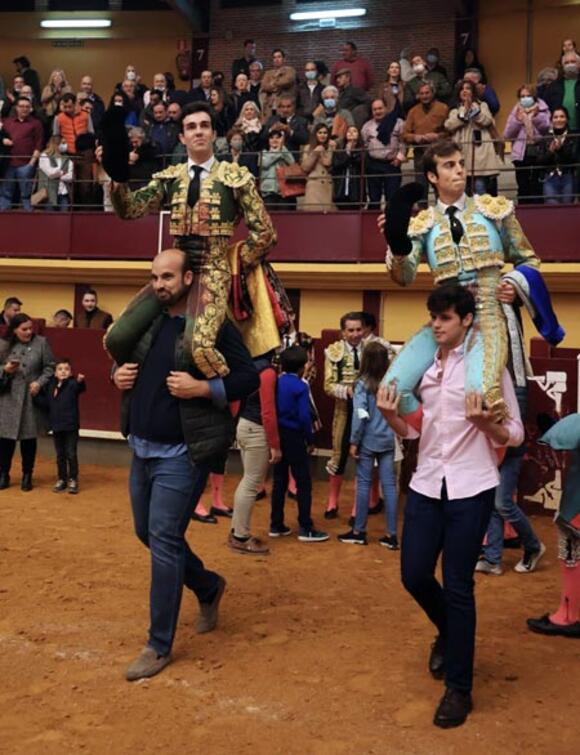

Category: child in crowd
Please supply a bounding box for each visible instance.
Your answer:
[338,341,399,547]
[270,345,328,542]
[41,358,86,494]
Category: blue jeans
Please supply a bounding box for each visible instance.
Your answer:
[0,163,36,211]
[401,483,495,692]
[129,452,220,656]
[354,447,398,534]
[543,172,575,204]
[482,384,540,564]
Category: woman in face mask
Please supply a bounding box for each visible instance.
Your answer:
[37,135,74,211]
[503,84,551,204]
[115,65,148,103]
[538,107,576,204]
[222,126,259,178]
[312,85,352,144]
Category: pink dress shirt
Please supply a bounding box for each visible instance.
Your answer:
[407,344,524,500]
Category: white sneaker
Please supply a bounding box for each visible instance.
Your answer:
[475,558,503,576]
[514,542,546,573]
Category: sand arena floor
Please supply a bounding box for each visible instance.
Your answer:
[0,456,578,755]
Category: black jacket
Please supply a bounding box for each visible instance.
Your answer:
[332,146,365,208]
[119,317,259,463]
[39,377,86,432]
[543,79,580,133]
[260,114,309,157]
[297,82,324,122]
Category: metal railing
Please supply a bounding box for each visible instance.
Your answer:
[0,133,578,211]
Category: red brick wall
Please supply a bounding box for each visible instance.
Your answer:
[207,0,459,87]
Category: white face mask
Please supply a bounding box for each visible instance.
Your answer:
[563,63,579,76]
[126,71,136,81]
[59,143,68,154]
[413,63,425,75]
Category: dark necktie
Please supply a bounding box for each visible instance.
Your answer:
[187,165,203,208]
[353,346,360,371]
[446,205,464,246]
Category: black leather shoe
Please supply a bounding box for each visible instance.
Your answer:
[429,635,445,680]
[21,473,33,492]
[211,506,233,518]
[255,489,267,501]
[434,687,473,728]
[0,472,10,490]
[192,512,218,524]
[287,490,298,501]
[324,508,338,520]
[527,613,580,638]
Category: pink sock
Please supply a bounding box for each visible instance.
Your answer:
[288,470,297,496]
[504,521,518,540]
[550,562,580,625]
[326,475,343,511]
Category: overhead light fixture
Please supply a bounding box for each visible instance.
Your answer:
[290,8,367,21]
[41,19,112,29]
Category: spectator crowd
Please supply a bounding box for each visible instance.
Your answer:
[0,38,579,211]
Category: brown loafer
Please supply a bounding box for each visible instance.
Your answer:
[227,532,270,555]
[125,646,171,682]
[196,575,226,634]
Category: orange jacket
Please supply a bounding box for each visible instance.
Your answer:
[55,111,90,154]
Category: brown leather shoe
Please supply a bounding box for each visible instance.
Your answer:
[196,575,226,634]
[125,646,171,682]
[227,532,270,555]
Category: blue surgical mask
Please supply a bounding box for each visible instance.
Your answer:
[305,70,317,81]
[520,96,534,108]
[426,54,438,64]
[323,98,336,109]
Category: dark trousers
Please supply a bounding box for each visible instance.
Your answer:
[271,427,313,532]
[366,158,402,209]
[129,452,221,656]
[401,483,495,692]
[0,437,37,475]
[53,430,79,480]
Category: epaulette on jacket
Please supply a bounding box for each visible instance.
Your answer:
[152,163,187,181]
[325,340,346,363]
[216,160,253,189]
[408,207,435,237]
[474,194,514,220]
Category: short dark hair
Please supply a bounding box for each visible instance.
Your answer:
[361,311,377,330]
[427,284,476,320]
[340,311,364,330]
[422,139,462,183]
[280,345,307,374]
[61,92,76,104]
[345,41,357,50]
[15,96,32,107]
[244,38,254,46]
[83,288,97,299]
[4,296,22,308]
[55,357,72,368]
[54,309,73,319]
[553,105,570,121]
[272,47,286,58]
[13,56,30,68]
[180,101,216,133]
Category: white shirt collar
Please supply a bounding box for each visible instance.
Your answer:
[437,193,467,215]
[187,155,215,177]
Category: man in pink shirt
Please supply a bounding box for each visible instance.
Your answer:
[379,284,523,729]
[331,41,374,91]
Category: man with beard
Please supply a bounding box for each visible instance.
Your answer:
[110,247,259,681]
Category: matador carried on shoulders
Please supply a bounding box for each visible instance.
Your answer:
[101,101,287,375]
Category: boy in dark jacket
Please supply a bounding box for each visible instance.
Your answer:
[42,358,85,494]
[270,346,328,542]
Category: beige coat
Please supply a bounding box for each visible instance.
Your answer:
[301,144,336,212]
[445,101,501,176]
[260,65,297,120]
